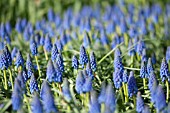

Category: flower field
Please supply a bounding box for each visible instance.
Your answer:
[0,0,170,113]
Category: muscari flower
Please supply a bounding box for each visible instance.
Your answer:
[79,45,88,67]
[62,78,72,101]
[105,83,116,113]
[155,85,167,112]
[15,51,24,68]
[72,55,79,69]
[147,58,154,75]
[128,71,138,97]
[89,90,101,113]
[30,41,38,56]
[44,34,52,52]
[30,74,39,94]
[54,64,62,83]
[41,80,58,113]
[114,48,124,71]
[56,54,64,72]
[142,105,151,113]
[51,44,58,61]
[148,70,157,90]
[17,71,26,90]
[26,54,34,78]
[98,81,106,103]
[160,58,169,82]
[113,69,123,89]
[166,46,170,61]
[137,40,145,56]
[0,50,8,70]
[140,61,148,78]
[123,70,128,83]
[136,92,144,113]
[141,49,147,62]
[4,45,12,66]
[75,71,85,94]
[83,76,93,93]
[55,39,63,52]
[31,94,43,113]
[12,78,23,111]
[90,51,97,72]
[86,62,94,78]
[46,60,56,82]
[11,47,18,60]
[0,41,4,50]
[22,69,28,83]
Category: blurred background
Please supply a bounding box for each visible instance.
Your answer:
[0,0,169,26]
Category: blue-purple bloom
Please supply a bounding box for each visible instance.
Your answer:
[56,54,64,72]
[113,69,123,89]
[0,50,8,70]
[147,58,154,75]
[79,45,88,67]
[166,46,170,61]
[123,70,128,83]
[136,92,144,113]
[30,41,38,56]
[62,78,72,101]
[128,71,138,97]
[75,71,85,94]
[44,34,52,52]
[98,81,106,103]
[30,74,39,94]
[51,44,58,61]
[41,80,57,113]
[72,55,79,69]
[105,83,116,113]
[11,47,18,60]
[46,60,56,82]
[12,78,23,111]
[83,76,93,93]
[90,51,97,71]
[89,90,101,113]
[160,58,169,82]
[31,94,43,113]
[155,85,167,112]
[15,51,24,68]
[140,61,148,78]
[4,45,12,66]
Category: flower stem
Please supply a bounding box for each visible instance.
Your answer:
[35,56,41,77]
[119,87,124,103]
[43,47,48,60]
[123,83,128,103]
[8,69,13,90]
[143,78,146,92]
[166,80,169,102]
[3,70,7,90]
[133,96,136,108]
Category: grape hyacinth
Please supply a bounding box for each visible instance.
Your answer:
[166,46,170,61]
[0,50,8,70]
[72,55,79,69]
[79,45,88,68]
[26,54,34,78]
[155,85,167,112]
[105,83,116,113]
[4,45,12,66]
[160,58,169,82]
[86,62,94,78]
[147,58,154,76]
[15,51,24,68]
[128,71,138,97]
[46,60,56,82]
[83,76,93,93]
[56,54,64,72]
[90,51,97,71]
[98,81,106,104]
[11,47,18,60]
[75,71,85,94]
[31,94,43,113]
[148,72,157,91]
[89,90,101,113]
[12,78,23,111]
[113,69,123,89]
[44,34,52,52]
[136,92,144,113]
[54,64,63,83]
[51,44,58,61]
[41,80,58,113]
[62,78,72,101]
[123,70,128,83]
[140,61,148,78]
[30,41,38,56]
[30,74,39,94]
